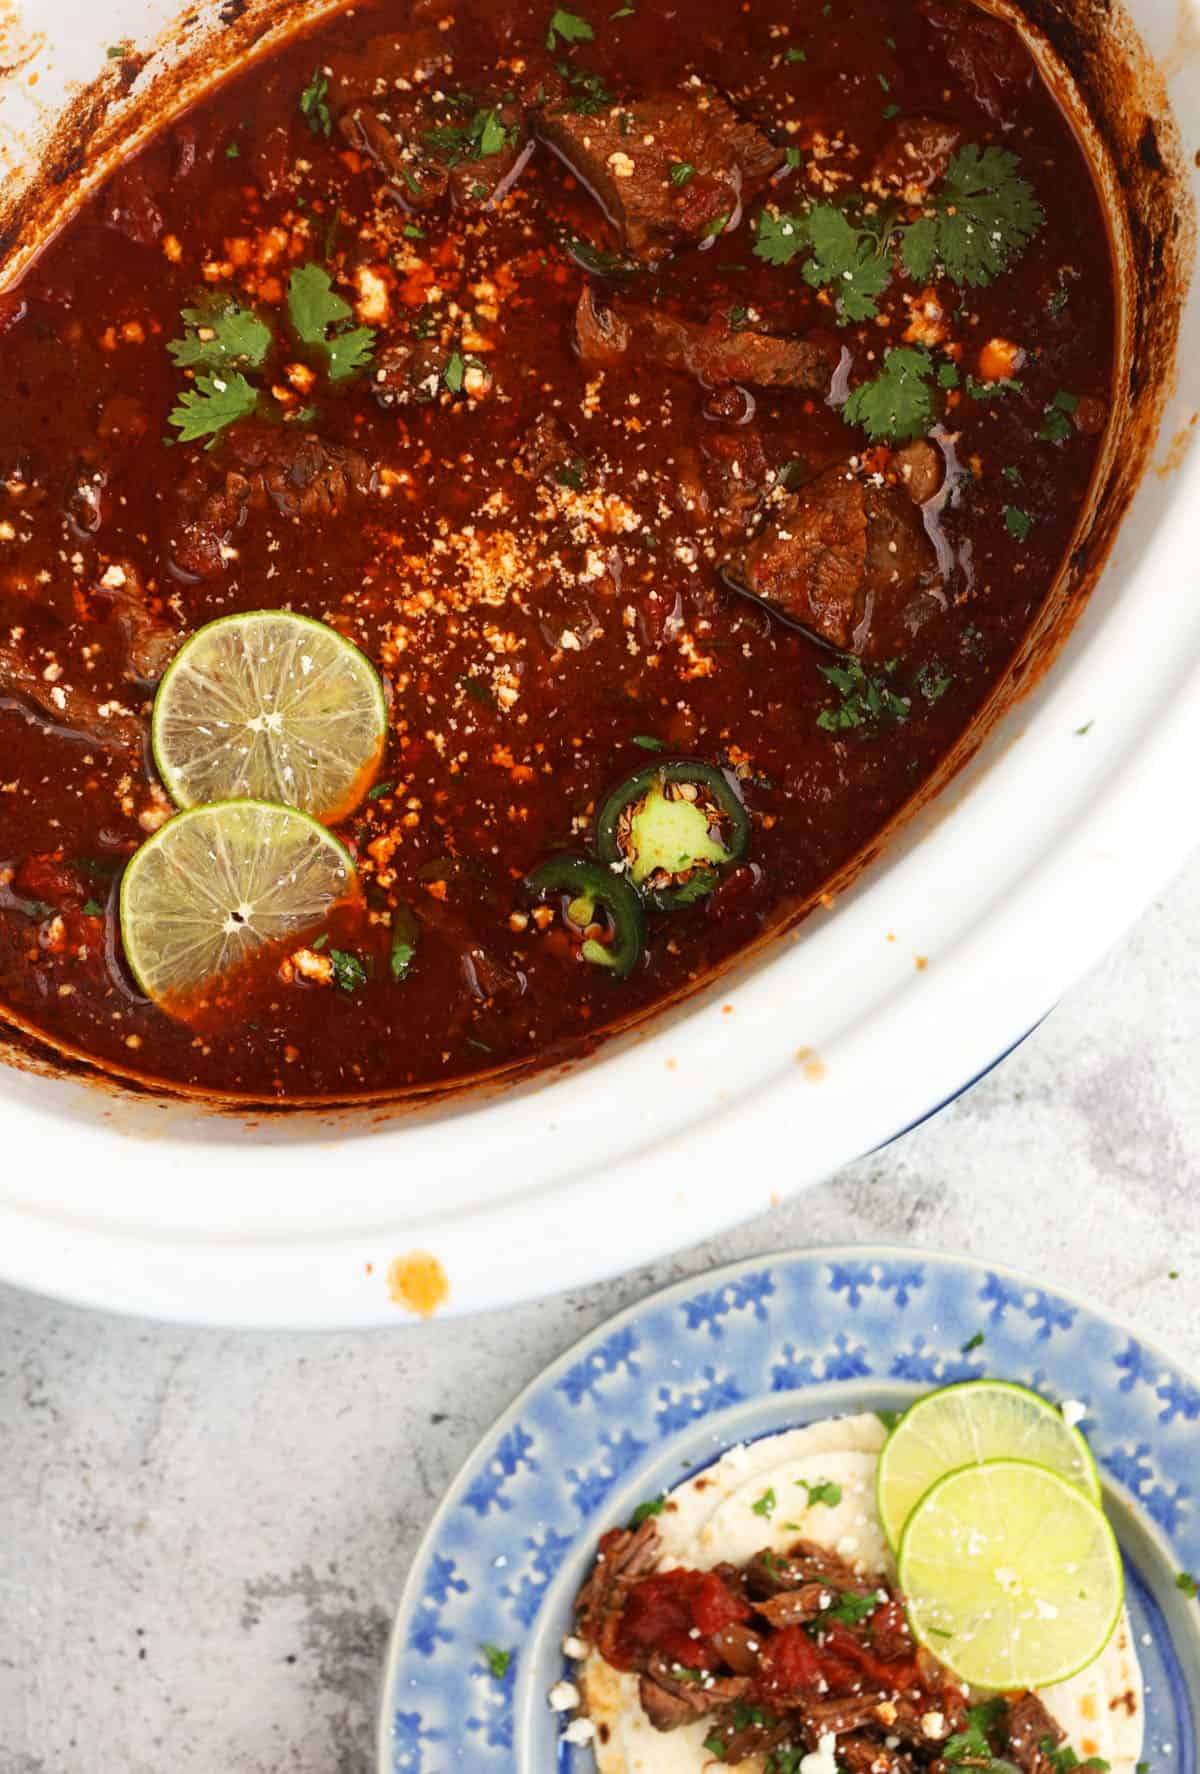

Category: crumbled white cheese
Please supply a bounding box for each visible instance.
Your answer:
[548,1680,580,1712]
[800,1731,840,1774]
[563,1718,597,1745]
[1061,1399,1087,1427]
[561,1635,588,1661]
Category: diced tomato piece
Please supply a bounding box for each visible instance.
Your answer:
[615,1567,749,1671]
[755,1624,824,1696]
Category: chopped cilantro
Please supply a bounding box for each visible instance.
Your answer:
[168,371,259,445]
[916,661,954,703]
[799,1477,842,1507]
[752,1486,777,1519]
[546,6,593,47]
[882,102,900,120]
[559,64,614,115]
[629,1493,666,1525]
[460,675,497,708]
[775,457,807,490]
[753,209,809,267]
[424,104,514,164]
[632,735,667,751]
[1041,1742,1111,1774]
[168,298,272,373]
[82,899,105,917]
[368,781,395,800]
[611,3,636,14]
[902,145,1043,287]
[1047,283,1070,317]
[225,141,240,159]
[766,1749,806,1774]
[877,71,891,90]
[842,346,935,443]
[287,263,374,382]
[1176,1571,1198,1598]
[961,1329,985,1353]
[784,146,802,170]
[554,454,589,490]
[299,67,332,138]
[1002,464,1023,485]
[825,1590,877,1626]
[669,161,696,186]
[875,1408,903,1431]
[966,373,1021,402]
[785,45,807,61]
[1039,389,1079,442]
[329,949,368,993]
[937,360,960,388]
[390,902,420,982]
[466,1036,494,1054]
[444,351,466,393]
[481,1642,512,1679]
[404,223,426,240]
[704,1735,731,1761]
[106,42,129,58]
[944,1698,1007,1762]
[818,655,911,730]
[1004,504,1033,540]
[1075,720,1094,736]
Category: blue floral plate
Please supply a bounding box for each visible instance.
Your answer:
[378,1246,1200,1774]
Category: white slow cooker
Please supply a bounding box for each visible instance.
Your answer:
[0,0,1195,1326]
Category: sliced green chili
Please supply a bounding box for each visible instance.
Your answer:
[595,759,750,910]
[524,854,645,979]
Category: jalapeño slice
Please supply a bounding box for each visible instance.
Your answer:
[524,855,645,980]
[596,758,750,910]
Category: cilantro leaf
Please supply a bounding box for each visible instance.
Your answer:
[752,1486,777,1518]
[423,105,514,165]
[168,299,272,373]
[390,902,420,982]
[800,1477,842,1507]
[799,204,892,322]
[944,1697,1006,1762]
[902,145,1043,287]
[1004,504,1033,540]
[632,735,668,751]
[168,371,259,444]
[875,1408,903,1431]
[329,948,368,993]
[1039,389,1079,442]
[753,209,809,267]
[842,345,934,443]
[481,1642,512,1679]
[669,162,696,186]
[287,263,375,382]
[817,655,911,731]
[299,68,332,138]
[824,1590,877,1626]
[629,1493,666,1525]
[1176,1571,1198,1598]
[546,6,593,47]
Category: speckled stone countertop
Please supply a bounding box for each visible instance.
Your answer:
[1,856,1197,1774]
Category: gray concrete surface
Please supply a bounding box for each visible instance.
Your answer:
[1,853,1198,1774]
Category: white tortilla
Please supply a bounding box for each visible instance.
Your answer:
[579,1414,1144,1774]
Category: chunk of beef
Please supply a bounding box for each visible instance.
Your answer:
[0,639,143,748]
[870,115,963,201]
[371,340,451,409]
[1006,1691,1067,1774]
[574,1518,661,1662]
[540,88,782,261]
[167,425,375,580]
[519,413,584,484]
[801,1695,894,1738]
[699,430,770,537]
[737,464,942,656]
[920,2,1034,122]
[95,561,180,682]
[892,439,944,505]
[575,288,836,390]
[712,1708,798,1764]
[337,60,527,211]
[639,1654,750,1733]
[99,164,164,246]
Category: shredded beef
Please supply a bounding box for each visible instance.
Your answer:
[574,1517,662,1662]
[1007,1691,1067,1774]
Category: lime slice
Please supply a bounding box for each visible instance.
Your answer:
[153,611,386,823]
[120,799,357,1009]
[877,1380,1100,1550]
[897,1458,1123,1688]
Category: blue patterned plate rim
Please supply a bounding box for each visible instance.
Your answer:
[377,1243,1200,1774]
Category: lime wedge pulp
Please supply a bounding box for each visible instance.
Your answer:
[897,1457,1123,1689]
[152,610,386,823]
[119,799,357,1009]
[877,1379,1101,1551]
